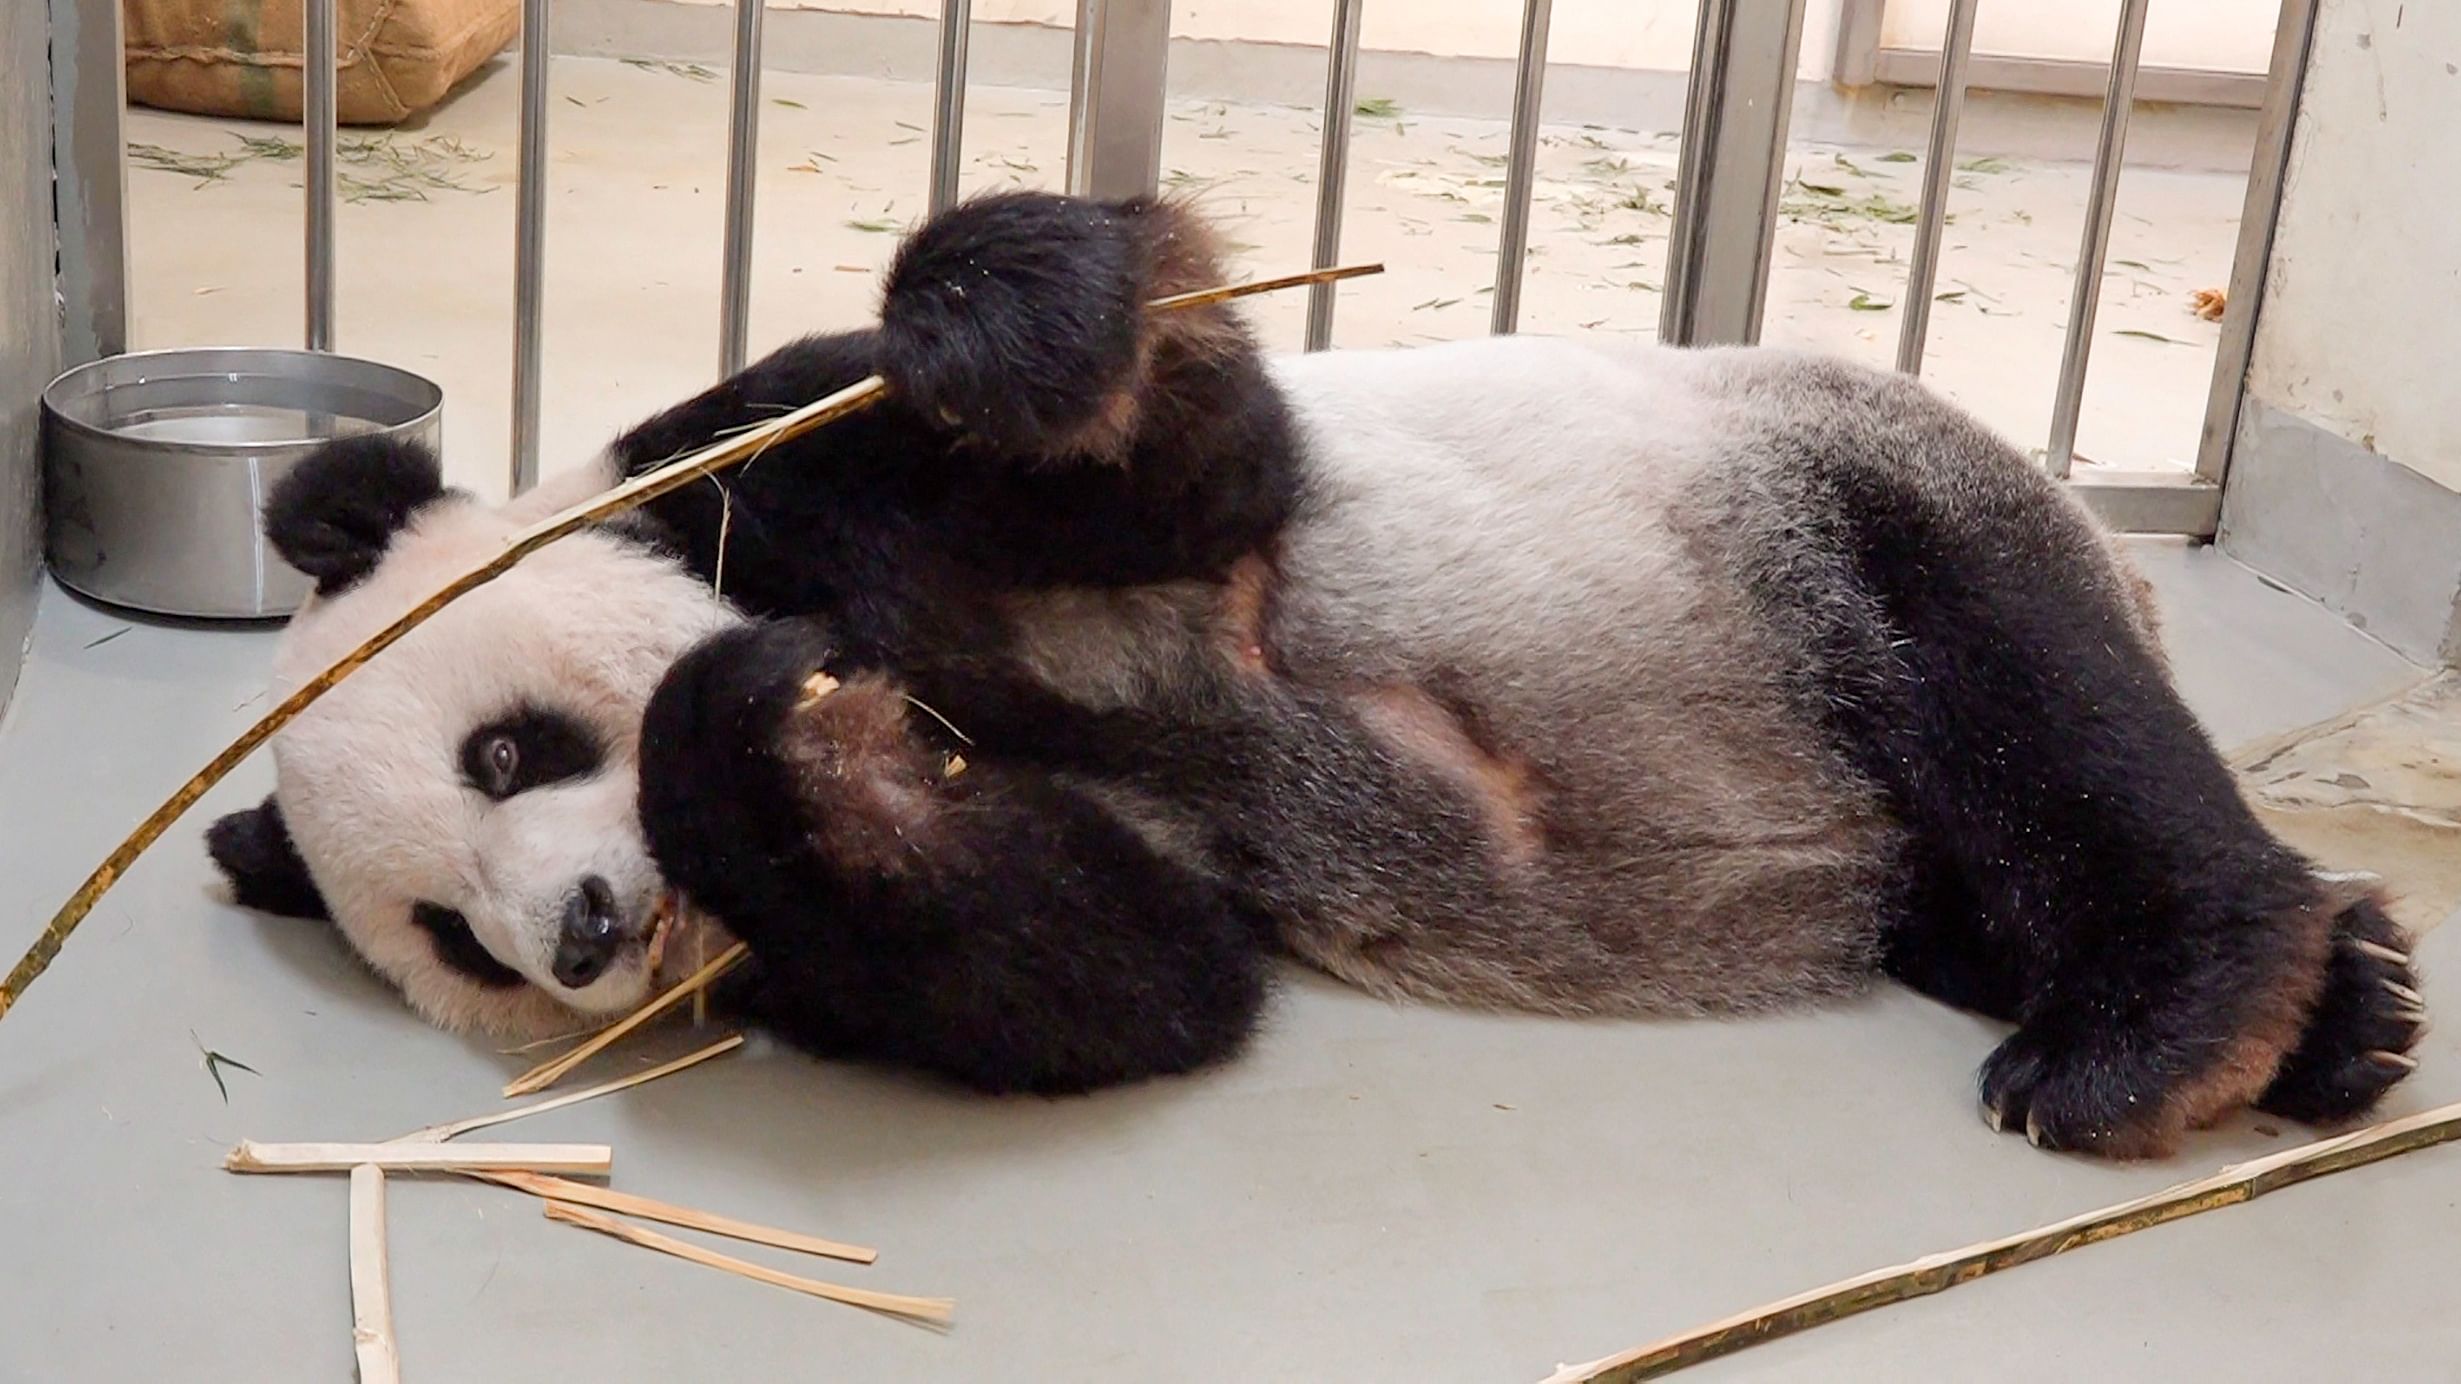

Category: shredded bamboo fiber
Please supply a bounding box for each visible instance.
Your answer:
[0,261,1380,1025]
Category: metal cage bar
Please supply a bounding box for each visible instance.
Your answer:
[718,0,767,377]
[1659,0,1808,347]
[305,0,338,351]
[1303,0,1365,352]
[930,0,975,215]
[509,0,553,494]
[1892,0,1976,375]
[49,0,128,367]
[1066,0,1172,199]
[1489,0,1555,336]
[2196,0,2322,487]
[2044,0,2150,480]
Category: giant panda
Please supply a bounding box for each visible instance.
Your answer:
[205,190,2424,1159]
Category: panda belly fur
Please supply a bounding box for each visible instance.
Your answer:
[213,191,2426,1160]
[1217,337,1898,1015]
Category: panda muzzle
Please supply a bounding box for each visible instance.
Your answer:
[552,875,632,989]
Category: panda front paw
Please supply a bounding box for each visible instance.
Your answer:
[879,192,1150,458]
[637,620,846,913]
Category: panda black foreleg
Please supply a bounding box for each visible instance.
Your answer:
[637,619,1272,1095]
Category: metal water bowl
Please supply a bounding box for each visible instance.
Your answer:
[41,347,443,620]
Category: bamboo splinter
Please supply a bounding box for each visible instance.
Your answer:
[472,1169,878,1264]
[0,261,1384,1027]
[394,1033,745,1142]
[545,1200,953,1326]
[1540,1098,2461,1383]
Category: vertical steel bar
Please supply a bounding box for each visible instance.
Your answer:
[930,0,973,215]
[304,0,338,351]
[2045,0,2151,480]
[1490,0,1555,336]
[50,0,129,366]
[1661,0,1729,344]
[718,0,766,377]
[510,0,553,493]
[2197,0,2321,487]
[1303,0,1365,352]
[1659,0,1807,347]
[1065,0,1172,200]
[1893,0,1976,375]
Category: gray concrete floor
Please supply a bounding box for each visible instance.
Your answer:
[0,537,2450,1382]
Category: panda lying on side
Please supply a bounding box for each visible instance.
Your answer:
[208,191,2422,1159]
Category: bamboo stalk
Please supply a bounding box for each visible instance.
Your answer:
[544,1201,953,1326]
[1539,1099,2461,1383]
[502,945,750,1098]
[226,1141,613,1176]
[471,1169,878,1265]
[349,1165,401,1384]
[0,261,1380,1026]
[393,1034,744,1142]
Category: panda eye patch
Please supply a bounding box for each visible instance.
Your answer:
[460,707,603,799]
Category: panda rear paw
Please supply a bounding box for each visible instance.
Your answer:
[2257,896,2425,1126]
[1977,1013,2197,1160]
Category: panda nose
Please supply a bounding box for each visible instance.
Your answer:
[552,875,624,988]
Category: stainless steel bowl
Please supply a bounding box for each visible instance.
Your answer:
[41,347,443,619]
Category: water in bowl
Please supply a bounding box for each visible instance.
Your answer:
[110,402,380,446]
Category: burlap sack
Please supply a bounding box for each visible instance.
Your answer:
[124,0,519,126]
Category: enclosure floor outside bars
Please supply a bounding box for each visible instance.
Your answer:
[48,0,2317,518]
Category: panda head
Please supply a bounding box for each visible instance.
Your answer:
[207,437,740,1038]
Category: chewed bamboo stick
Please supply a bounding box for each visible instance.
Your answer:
[393,1033,744,1142]
[471,1169,878,1265]
[348,1165,401,1384]
[1539,1099,2461,1383]
[226,1140,613,1176]
[544,1201,953,1326]
[0,260,1384,1026]
[503,945,751,1098]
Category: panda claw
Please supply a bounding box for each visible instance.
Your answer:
[2369,1050,2419,1071]
[1981,1099,2005,1134]
[2352,939,2410,966]
[2024,1109,2045,1148]
[2383,980,2426,1008]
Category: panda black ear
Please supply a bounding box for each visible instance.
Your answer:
[206,796,332,922]
[263,435,451,597]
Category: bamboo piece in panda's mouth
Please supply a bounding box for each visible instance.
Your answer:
[0,259,1384,1028]
[502,942,751,1098]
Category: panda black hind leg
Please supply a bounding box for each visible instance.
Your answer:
[1769,367,2422,1158]
[636,619,1271,1095]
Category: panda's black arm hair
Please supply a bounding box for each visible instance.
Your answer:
[609,192,1306,639]
[636,619,1272,1094]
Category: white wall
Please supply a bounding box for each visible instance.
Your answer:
[1882,0,2275,75]
[2248,0,2461,489]
[2221,0,2461,666]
